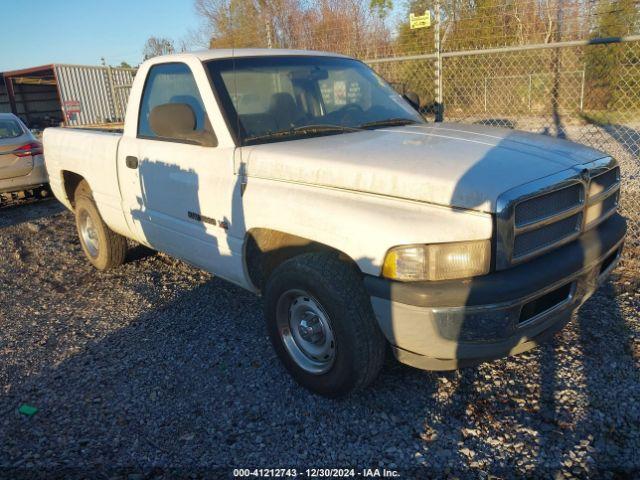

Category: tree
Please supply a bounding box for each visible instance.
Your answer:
[193,0,390,57]
[584,0,639,111]
[370,0,393,18]
[142,36,176,60]
[119,61,132,68]
[195,0,305,49]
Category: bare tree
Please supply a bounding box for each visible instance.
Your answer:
[142,36,176,60]
[192,0,389,55]
[176,27,210,53]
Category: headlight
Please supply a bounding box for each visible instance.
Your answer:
[382,240,491,281]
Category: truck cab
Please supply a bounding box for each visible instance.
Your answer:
[43,49,626,397]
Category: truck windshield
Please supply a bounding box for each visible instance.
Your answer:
[205,56,424,145]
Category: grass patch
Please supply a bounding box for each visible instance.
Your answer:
[580,110,640,126]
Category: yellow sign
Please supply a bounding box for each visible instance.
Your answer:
[410,10,431,29]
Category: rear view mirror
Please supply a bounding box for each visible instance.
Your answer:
[149,103,217,147]
[403,92,421,112]
[289,67,329,82]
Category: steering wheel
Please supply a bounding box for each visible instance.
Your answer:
[335,103,364,115]
[333,103,364,123]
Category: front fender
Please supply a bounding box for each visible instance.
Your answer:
[241,178,493,276]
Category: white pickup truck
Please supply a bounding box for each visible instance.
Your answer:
[44,49,626,397]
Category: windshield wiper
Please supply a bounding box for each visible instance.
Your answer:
[359,118,421,129]
[244,124,360,144]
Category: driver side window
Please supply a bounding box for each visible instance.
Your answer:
[138,62,216,145]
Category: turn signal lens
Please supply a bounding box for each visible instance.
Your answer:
[382,240,491,281]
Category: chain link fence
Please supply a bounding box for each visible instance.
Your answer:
[368,38,640,260]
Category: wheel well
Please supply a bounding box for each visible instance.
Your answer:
[245,229,357,292]
[61,171,85,208]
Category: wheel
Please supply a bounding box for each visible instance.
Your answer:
[264,252,386,397]
[74,181,127,270]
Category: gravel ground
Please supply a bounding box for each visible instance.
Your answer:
[1,199,639,479]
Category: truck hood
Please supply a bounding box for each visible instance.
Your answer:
[240,123,607,212]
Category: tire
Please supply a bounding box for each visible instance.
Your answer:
[74,181,127,270]
[264,252,386,398]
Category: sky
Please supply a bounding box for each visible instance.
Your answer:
[1,0,200,71]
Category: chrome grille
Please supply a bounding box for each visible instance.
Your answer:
[515,183,583,227]
[585,166,620,228]
[586,188,619,227]
[589,167,619,198]
[514,213,583,258]
[496,157,621,269]
[600,192,618,215]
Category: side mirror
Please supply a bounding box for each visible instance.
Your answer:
[149,103,217,147]
[403,92,421,112]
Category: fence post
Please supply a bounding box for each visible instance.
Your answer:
[106,66,119,122]
[484,78,488,113]
[434,0,443,122]
[265,16,273,48]
[580,66,586,112]
[528,74,532,112]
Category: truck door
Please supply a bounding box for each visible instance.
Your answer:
[117,61,246,285]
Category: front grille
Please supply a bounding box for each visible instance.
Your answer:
[514,213,583,258]
[600,192,618,215]
[585,167,620,227]
[515,183,582,226]
[497,159,621,269]
[590,167,619,197]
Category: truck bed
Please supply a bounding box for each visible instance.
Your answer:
[63,123,124,134]
[43,127,130,237]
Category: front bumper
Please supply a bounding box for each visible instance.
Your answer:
[365,214,627,370]
[0,156,49,194]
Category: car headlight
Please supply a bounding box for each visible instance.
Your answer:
[382,240,491,281]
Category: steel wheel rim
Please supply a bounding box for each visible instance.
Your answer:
[79,209,100,258]
[276,289,336,375]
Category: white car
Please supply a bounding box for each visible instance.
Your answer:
[0,113,49,200]
[43,49,626,397]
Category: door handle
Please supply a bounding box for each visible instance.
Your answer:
[125,156,139,169]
